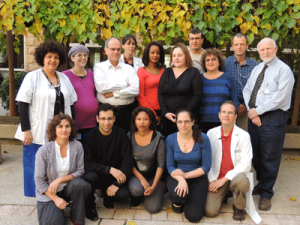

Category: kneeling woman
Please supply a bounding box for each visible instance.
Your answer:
[128,107,166,214]
[166,109,211,222]
[35,115,91,225]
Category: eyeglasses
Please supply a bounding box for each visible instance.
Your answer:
[176,120,192,125]
[107,48,121,52]
[189,37,201,41]
[98,117,114,122]
[74,53,88,58]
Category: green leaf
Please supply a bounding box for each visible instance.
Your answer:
[291,12,300,19]
[265,9,275,19]
[205,30,214,43]
[287,19,297,28]
[271,33,279,41]
[245,12,253,21]
[114,22,122,31]
[242,3,252,13]
[247,33,254,44]
[274,20,282,30]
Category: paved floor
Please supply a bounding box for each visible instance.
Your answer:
[1,144,300,225]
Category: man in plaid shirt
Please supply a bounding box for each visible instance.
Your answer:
[224,33,258,131]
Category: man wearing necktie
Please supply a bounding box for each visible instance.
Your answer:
[243,37,294,211]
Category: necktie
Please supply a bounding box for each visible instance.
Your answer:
[248,64,268,109]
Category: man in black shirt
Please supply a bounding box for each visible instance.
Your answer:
[83,103,133,221]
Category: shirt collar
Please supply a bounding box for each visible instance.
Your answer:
[265,56,278,67]
[106,59,122,69]
[233,55,250,66]
[55,140,70,151]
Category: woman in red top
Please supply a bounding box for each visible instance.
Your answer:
[137,42,165,125]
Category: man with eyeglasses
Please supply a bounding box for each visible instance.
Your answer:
[205,101,261,223]
[94,37,139,132]
[188,28,205,74]
[224,33,258,131]
[83,103,133,220]
[243,37,294,211]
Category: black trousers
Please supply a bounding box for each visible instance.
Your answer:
[248,109,288,199]
[167,175,208,223]
[113,101,137,133]
[83,171,130,210]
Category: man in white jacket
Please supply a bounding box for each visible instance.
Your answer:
[205,100,252,221]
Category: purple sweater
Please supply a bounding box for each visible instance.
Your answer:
[63,69,98,129]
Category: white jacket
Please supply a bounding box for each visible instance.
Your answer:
[207,124,262,224]
[120,54,144,74]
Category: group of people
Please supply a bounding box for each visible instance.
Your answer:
[14,28,294,225]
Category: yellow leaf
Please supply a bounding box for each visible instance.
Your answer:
[102,28,112,39]
[250,25,258,34]
[127,221,137,225]
[223,1,229,7]
[58,19,66,27]
[166,206,173,213]
[237,16,243,25]
[56,32,64,42]
[240,22,251,33]
[241,12,246,17]
[290,197,297,201]
[94,14,105,25]
[266,23,271,30]
[253,16,260,26]
[69,15,76,21]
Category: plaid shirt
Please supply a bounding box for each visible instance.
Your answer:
[224,55,258,104]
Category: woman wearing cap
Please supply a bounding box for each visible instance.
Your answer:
[120,34,144,74]
[63,45,98,141]
[15,41,77,197]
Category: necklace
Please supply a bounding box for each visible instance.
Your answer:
[72,68,86,77]
[182,142,186,147]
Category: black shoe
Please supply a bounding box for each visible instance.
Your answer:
[172,203,184,214]
[232,205,245,221]
[103,197,114,209]
[131,196,142,207]
[86,208,98,221]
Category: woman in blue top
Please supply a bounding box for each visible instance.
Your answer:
[199,48,239,133]
[166,109,211,223]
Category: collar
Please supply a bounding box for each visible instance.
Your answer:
[106,59,122,69]
[233,55,250,66]
[265,56,278,67]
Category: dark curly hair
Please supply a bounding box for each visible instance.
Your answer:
[35,40,68,67]
[142,42,165,68]
[47,114,77,141]
[200,48,225,72]
[131,107,157,132]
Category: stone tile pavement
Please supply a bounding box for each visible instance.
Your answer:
[1,145,300,225]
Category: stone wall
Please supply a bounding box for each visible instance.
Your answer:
[24,31,43,72]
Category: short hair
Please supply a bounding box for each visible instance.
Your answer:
[131,107,157,132]
[170,43,193,68]
[200,48,225,72]
[176,109,203,144]
[257,37,277,51]
[142,42,165,68]
[220,100,237,114]
[189,28,204,39]
[105,37,122,48]
[122,34,137,45]
[35,40,68,67]
[232,33,248,44]
[47,114,77,141]
[97,103,115,116]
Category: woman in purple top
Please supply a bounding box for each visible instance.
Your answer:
[63,45,98,141]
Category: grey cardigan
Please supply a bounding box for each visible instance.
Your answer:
[34,140,84,202]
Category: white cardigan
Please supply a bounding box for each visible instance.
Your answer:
[119,54,144,74]
[207,124,262,224]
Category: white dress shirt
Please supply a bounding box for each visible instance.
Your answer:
[94,60,139,105]
[119,54,144,74]
[55,141,70,192]
[15,69,77,145]
[243,57,295,115]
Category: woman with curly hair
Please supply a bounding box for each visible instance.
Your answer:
[127,107,165,214]
[35,114,91,225]
[199,48,239,133]
[15,40,77,197]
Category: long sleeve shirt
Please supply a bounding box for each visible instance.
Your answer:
[243,56,295,115]
[83,127,134,187]
[224,55,258,104]
[93,60,139,105]
[158,67,203,117]
[166,132,211,175]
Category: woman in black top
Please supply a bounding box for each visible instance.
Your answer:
[158,43,203,137]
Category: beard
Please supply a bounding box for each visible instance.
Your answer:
[260,53,276,64]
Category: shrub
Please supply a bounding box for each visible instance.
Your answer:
[0,71,26,110]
